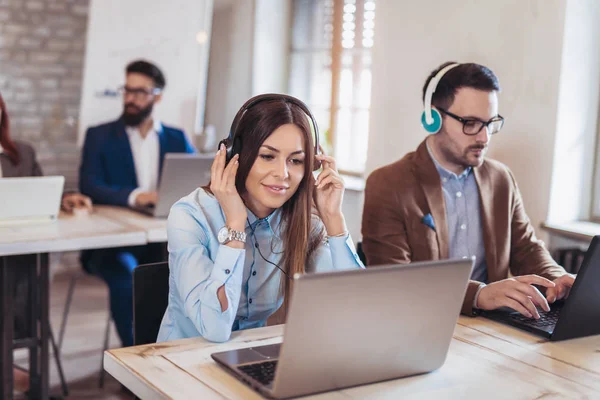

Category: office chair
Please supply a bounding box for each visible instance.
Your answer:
[133,261,170,346]
[356,241,367,266]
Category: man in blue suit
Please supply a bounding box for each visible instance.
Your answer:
[79,60,195,346]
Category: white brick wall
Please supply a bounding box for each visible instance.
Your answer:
[0,0,89,190]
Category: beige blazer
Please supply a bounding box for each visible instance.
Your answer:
[362,139,566,315]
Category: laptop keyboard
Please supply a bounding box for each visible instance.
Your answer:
[509,307,561,328]
[238,360,278,386]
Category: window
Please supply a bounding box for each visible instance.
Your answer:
[289,0,376,175]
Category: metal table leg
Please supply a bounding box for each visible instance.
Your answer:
[39,253,50,400]
[2,253,52,400]
[27,253,50,400]
[29,253,39,398]
[49,326,68,396]
[0,255,15,399]
[38,253,50,399]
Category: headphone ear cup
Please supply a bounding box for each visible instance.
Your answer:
[230,136,242,162]
[218,139,234,164]
[421,109,442,134]
[313,157,322,171]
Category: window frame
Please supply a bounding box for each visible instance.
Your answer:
[289,0,374,177]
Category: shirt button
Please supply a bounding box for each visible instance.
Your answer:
[225,269,230,274]
[456,192,462,198]
[462,256,468,259]
[249,298,253,304]
[442,178,448,183]
[460,224,466,230]
[252,271,257,276]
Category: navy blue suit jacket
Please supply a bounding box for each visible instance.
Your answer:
[79,118,195,206]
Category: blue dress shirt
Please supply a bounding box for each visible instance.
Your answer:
[426,144,488,283]
[157,188,364,343]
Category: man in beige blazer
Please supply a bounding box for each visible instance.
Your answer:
[362,62,574,318]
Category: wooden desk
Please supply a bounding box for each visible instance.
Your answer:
[104,317,600,399]
[94,206,168,243]
[0,209,147,257]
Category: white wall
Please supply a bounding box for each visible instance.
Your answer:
[225,0,256,124]
[78,0,213,143]
[204,0,292,147]
[204,0,255,145]
[252,0,291,95]
[367,0,570,243]
[204,2,236,143]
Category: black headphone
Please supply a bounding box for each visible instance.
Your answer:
[218,93,321,171]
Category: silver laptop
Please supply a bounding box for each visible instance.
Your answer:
[211,259,473,399]
[138,153,213,218]
[0,176,64,226]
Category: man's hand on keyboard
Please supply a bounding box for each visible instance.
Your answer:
[546,274,576,304]
[476,275,555,319]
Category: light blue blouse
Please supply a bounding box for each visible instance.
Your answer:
[157,188,364,342]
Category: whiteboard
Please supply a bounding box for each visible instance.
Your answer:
[78,0,213,145]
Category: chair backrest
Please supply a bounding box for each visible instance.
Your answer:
[133,261,170,346]
[356,241,367,266]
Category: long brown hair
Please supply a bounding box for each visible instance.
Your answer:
[210,97,324,306]
[0,91,20,164]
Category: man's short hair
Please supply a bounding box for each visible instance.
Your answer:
[126,59,166,89]
[422,62,500,110]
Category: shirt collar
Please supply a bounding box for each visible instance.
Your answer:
[246,207,281,235]
[425,140,471,181]
[125,119,162,138]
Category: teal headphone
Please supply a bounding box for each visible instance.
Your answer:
[421,63,460,134]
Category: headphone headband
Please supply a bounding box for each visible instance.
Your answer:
[423,63,460,124]
[223,93,321,170]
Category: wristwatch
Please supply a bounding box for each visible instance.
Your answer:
[217,226,247,244]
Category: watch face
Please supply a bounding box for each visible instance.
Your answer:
[218,226,229,244]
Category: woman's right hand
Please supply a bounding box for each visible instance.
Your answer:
[210,143,247,231]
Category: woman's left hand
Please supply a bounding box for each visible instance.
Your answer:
[314,154,347,235]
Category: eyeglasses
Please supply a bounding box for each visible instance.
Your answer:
[438,107,505,135]
[118,85,162,99]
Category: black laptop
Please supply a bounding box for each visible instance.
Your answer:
[482,235,600,341]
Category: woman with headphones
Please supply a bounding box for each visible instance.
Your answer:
[157,94,364,342]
